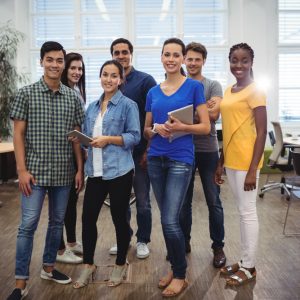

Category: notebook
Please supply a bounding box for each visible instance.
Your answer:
[167,104,193,142]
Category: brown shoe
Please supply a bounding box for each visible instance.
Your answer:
[213,247,226,268]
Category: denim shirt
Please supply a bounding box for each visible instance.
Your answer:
[83,90,140,180]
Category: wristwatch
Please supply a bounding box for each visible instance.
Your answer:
[151,123,158,134]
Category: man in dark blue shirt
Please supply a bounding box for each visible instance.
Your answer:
[109,38,156,259]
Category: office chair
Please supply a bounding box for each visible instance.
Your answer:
[269,130,276,147]
[259,121,293,199]
[283,148,300,235]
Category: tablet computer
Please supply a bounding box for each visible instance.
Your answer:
[67,130,92,147]
[167,104,193,142]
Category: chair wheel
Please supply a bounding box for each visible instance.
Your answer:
[259,193,264,198]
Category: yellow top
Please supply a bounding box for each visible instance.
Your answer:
[220,82,266,170]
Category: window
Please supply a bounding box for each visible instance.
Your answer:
[30,0,228,106]
[278,0,300,121]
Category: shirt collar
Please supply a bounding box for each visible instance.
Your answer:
[39,77,66,94]
[98,89,123,106]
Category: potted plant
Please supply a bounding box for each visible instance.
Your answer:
[0,21,27,182]
[0,21,27,140]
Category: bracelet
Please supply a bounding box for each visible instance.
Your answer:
[151,123,158,134]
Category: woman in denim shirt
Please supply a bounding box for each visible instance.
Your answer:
[73,60,140,289]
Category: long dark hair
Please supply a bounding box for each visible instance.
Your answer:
[228,43,255,79]
[61,52,86,103]
[162,38,186,76]
[99,60,125,90]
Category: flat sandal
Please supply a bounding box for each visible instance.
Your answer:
[158,272,173,289]
[226,267,256,286]
[220,261,242,275]
[162,280,188,298]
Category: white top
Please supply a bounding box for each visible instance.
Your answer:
[74,85,85,107]
[92,112,105,176]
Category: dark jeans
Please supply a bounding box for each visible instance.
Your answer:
[59,179,78,250]
[180,151,225,249]
[147,156,192,279]
[133,154,152,243]
[82,170,133,266]
[126,153,152,243]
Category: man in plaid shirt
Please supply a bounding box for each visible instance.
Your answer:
[7,41,85,300]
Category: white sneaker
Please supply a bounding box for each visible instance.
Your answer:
[56,249,83,264]
[40,268,72,284]
[109,244,118,255]
[109,243,131,255]
[136,242,150,259]
[67,242,83,255]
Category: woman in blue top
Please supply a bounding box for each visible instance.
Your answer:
[144,38,210,297]
[73,60,140,288]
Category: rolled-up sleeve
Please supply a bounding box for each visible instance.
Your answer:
[121,101,140,149]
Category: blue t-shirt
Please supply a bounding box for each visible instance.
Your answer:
[145,78,205,165]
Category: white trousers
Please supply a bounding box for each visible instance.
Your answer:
[226,168,259,268]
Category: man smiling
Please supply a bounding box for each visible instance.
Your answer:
[108,38,156,259]
[7,41,85,300]
[180,42,226,268]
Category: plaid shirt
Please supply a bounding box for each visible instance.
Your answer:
[10,77,85,186]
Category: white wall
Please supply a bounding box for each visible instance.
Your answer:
[228,0,278,130]
[0,0,295,136]
[0,0,15,21]
[0,0,30,82]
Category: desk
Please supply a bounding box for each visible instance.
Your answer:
[283,137,300,146]
[0,142,15,182]
[283,138,300,166]
[0,142,14,154]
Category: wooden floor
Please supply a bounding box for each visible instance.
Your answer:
[1,174,300,300]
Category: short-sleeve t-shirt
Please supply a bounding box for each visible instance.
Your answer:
[194,77,223,152]
[145,78,205,165]
[220,82,266,170]
[10,78,85,186]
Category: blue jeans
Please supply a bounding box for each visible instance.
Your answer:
[127,154,152,243]
[147,156,192,279]
[15,185,71,279]
[180,151,225,249]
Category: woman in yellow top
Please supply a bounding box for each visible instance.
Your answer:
[215,43,267,286]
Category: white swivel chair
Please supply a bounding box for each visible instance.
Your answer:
[259,121,293,199]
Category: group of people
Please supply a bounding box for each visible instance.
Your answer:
[7,36,267,300]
